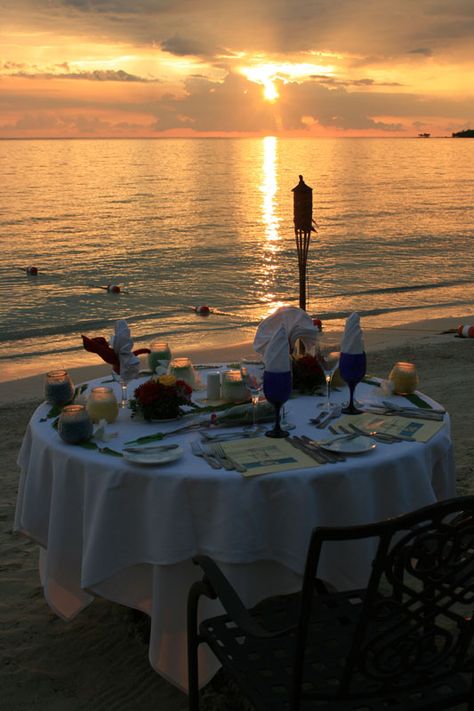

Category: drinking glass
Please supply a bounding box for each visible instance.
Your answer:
[240,357,265,431]
[339,352,367,414]
[263,370,292,438]
[316,338,340,411]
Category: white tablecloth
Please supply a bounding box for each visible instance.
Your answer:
[15,372,455,691]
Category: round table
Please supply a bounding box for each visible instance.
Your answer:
[15,369,455,691]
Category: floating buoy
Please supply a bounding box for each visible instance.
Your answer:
[25,266,38,275]
[195,305,211,315]
[312,318,322,331]
[107,284,121,294]
[457,324,474,338]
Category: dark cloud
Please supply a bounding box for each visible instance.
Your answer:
[1,66,156,82]
[408,48,433,56]
[160,35,210,57]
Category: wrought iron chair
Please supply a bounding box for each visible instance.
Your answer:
[187,496,474,710]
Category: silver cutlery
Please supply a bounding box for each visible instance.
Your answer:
[209,443,247,473]
[290,437,329,464]
[201,431,262,442]
[290,435,345,464]
[299,435,346,463]
[123,444,180,454]
[190,441,222,469]
[348,423,414,443]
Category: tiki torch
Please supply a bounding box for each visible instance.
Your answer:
[292,175,316,311]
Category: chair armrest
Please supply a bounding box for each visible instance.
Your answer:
[192,555,296,639]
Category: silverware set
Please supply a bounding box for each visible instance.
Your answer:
[363,401,444,421]
[289,435,345,464]
[191,440,247,472]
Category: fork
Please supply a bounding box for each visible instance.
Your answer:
[191,440,222,469]
[210,443,247,473]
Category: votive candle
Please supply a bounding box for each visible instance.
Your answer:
[86,386,119,423]
[389,361,419,395]
[44,370,75,407]
[58,405,93,444]
[148,341,172,373]
[168,357,195,388]
[221,370,248,402]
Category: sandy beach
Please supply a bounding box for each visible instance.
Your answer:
[1,315,473,710]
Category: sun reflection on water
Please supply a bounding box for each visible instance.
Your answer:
[260,136,280,244]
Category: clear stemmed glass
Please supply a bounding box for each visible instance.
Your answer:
[316,338,340,411]
[240,356,265,431]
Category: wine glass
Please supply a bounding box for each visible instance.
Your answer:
[339,352,367,414]
[316,337,340,411]
[263,370,292,438]
[240,356,265,431]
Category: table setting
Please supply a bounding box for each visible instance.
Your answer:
[14,307,456,692]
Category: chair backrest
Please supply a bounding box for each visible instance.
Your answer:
[295,496,474,702]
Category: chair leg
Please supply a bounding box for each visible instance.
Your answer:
[187,585,201,711]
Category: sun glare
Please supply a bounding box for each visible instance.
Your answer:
[239,61,335,101]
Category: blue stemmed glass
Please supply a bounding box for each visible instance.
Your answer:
[263,371,292,438]
[339,352,367,415]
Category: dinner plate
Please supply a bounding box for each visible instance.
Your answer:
[319,436,376,455]
[123,446,184,465]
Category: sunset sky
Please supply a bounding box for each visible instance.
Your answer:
[1,0,473,138]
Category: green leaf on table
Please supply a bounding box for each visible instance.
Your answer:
[402,393,433,409]
[362,376,381,387]
[46,404,62,418]
[124,432,165,445]
[99,446,123,457]
[78,440,99,450]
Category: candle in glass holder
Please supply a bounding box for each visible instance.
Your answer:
[168,357,195,388]
[58,405,93,444]
[206,372,222,400]
[44,370,75,406]
[221,370,248,402]
[86,386,119,423]
[148,341,172,373]
[389,362,419,395]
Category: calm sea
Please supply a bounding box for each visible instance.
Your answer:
[0,137,473,382]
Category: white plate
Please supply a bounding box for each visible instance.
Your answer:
[319,436,376,454]
[123,446,184,465]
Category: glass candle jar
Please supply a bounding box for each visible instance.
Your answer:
[44,370,75,407]
[389,361,419,395]
[58,405,93,444]
[221,370,248,402]
[168,357,195,388]
[148,341,172,373]
[86,386,119,423]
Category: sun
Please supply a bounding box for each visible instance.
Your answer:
[239,60,335,102]
[263,79,279,102]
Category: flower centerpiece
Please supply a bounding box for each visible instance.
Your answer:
[130,375,193,421]
[291,354,325,394]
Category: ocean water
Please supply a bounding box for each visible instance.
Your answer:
[0,136,473,382]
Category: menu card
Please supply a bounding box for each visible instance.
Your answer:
[336,413,445,442]
[219,437,318,477]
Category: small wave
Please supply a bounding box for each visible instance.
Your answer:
[320,279,473,300]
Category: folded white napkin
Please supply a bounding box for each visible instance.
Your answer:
[340,312,365,354]
[262,325,291,372]
[110,319,140,380]
[254,306,319,356]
